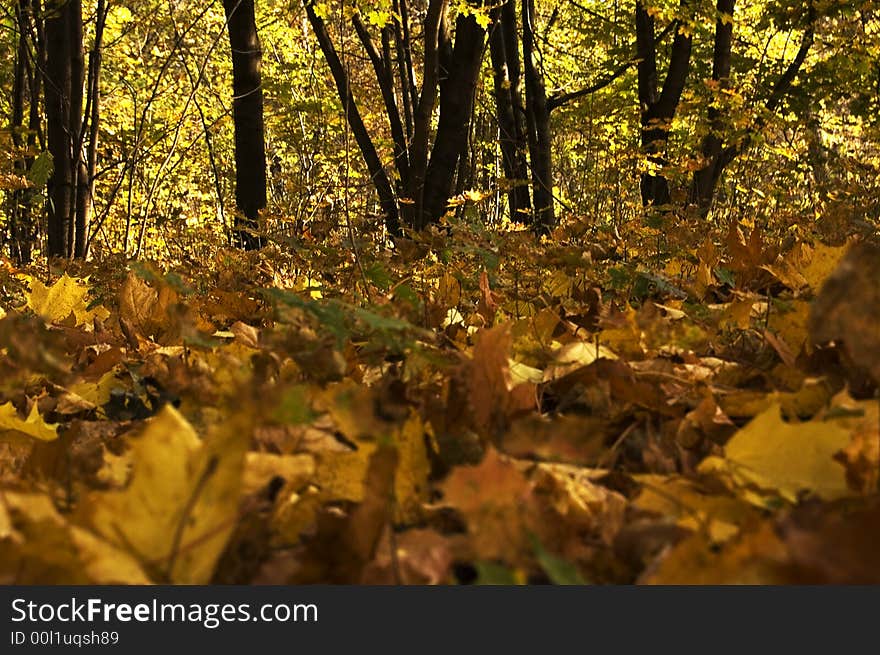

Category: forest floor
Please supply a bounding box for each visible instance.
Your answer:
[0,218,878,584]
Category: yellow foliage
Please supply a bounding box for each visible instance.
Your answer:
[25,273,109,327]
[0,402,58,442]
[698,404,851,505]
[84,406,248,583]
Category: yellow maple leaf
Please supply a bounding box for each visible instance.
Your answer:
[84,406,248,583]
[0,492,151,584]
[699,404,851,504]
[25,273,109,327]
[0,402,58,441]
[802,243,849,292]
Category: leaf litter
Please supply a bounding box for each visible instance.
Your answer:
[0,229,878,584]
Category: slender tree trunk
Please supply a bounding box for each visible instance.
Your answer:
[45,0,78,258]
[304,0,401,235]
[352,17,409,191]
[76,0,108,258]
[688,2,815,215]
[420,11,488,227]
[489,0,531,222]
[409,0,447,227]
[391,0,415,143]
[223,0,268,250]
[522,0,554,233]
[636,0,692,208]
[689,0,734,214]
[9,0,29,262]
[67,0,85,257]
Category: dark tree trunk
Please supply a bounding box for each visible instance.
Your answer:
[353,17,409,193]
[689,0,735,214]
[223,0,268,250]
[688,2,815,215]
[68,0,84,257]
[45,0,82,258]
[409,0,447,228]
[304,0,400,235]
[304,0,491,233]
[421,12,488,227]
[75,0,107,259]
[522,0,554,233]
[489,0,531,222]
[9,0,30,262]
[636,0,692,208]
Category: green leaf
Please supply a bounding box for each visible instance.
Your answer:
[28,152,53,188]
[530,534,588,585]
[474,561,519,585]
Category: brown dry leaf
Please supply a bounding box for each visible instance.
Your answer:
[676,393,735,448]
[726,225,769,271]
[467,324,536,439]
[118,271,179,343]
[442,451,626,576]
[501,414,611,466]
[292,444,399,583]
[777,498,880,583]
[530,462,627,549]
[198,290,260,325]
[477,270,500,326]
[230,321,261,349]
[810,241,880,382]
[361,528,453,584]
[441,447,537,565]
[436,272,462,310]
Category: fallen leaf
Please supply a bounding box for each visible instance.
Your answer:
[0,402,58,442]
[25,274,109,327]
[83,405,248,583]
[698,404,852,504]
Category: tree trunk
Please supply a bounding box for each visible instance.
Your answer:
[45,0,82,258]
[223,0,268,250]
[9,0,29,262]
[636,0,692,208]
[75,0,107,259]
[489,0,531,222]
[421,12,488,227]
[304,0,400,235]
[408,0,447,227]
[688,2,815,215]
[689,0,734,215]
[522,0,554,233]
